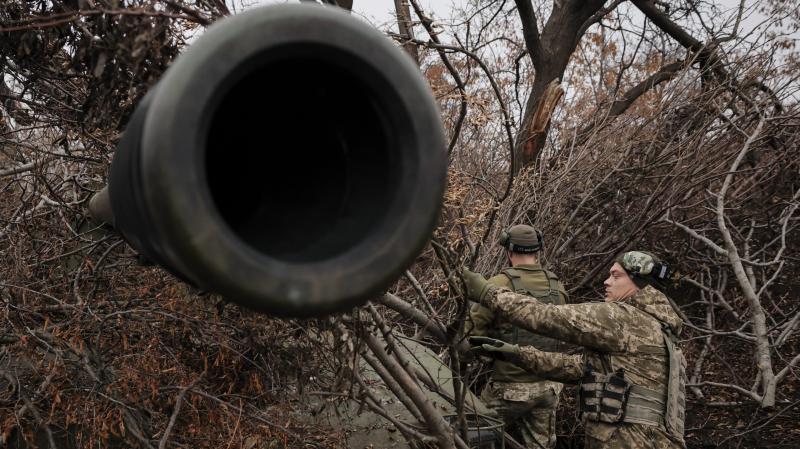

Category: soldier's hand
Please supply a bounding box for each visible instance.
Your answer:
[467,336,521,363]
[461,268,495,305]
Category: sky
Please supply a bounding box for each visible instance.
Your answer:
[347,0,799,42]
[251,0,452,29]
[250,1,799,31]
[250,1,799,62]
[350,0,452,28]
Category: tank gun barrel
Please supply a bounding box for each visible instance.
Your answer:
[91,4,447,317]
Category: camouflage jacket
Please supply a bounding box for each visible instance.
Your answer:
[484,285,685,448]
[466,264,568,383]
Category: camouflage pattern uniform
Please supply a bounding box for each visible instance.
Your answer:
[482,285,685,449]
[467,264,568,449]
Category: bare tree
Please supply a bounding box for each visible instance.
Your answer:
[2,0,799,448]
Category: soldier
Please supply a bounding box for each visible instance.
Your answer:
[463,251,687,449]
[464,225,567,449]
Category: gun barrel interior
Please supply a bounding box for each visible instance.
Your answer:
[206,54,397,263]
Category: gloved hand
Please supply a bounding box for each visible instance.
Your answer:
[468,336,522,364]
[461,268,495,305]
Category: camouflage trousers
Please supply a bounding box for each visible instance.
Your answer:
[479,380,562,449]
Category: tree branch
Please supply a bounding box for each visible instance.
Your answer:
[513,0,543,68]
[715,115,776,407]
[354,373,436,444]
[360,350,425,422]
[0,158,53,178]
[405,270,435,315]
[406,0,472,157]
[363,331,456,449]
[631,0,704,51]
[775,353,800,384]
[662,214,728,256]
[159,374,204,449]
[376,293,447,343]
[581,60,686,140]
[607,60,685,119]
[576,0,626,40]
[692,381,762,402]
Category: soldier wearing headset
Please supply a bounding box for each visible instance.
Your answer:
[463,251,687,449]
[464,224,568,449]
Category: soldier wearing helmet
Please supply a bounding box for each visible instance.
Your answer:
[464,251,686,449]
[464,224,568,449]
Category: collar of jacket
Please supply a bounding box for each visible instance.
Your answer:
[621,285,683,335]
[509,263,543,270]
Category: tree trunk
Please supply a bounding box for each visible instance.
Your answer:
[394,0,419,63]
[513,0,607,172]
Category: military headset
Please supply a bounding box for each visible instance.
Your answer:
[619,251,671,283]
[498,228,543,254]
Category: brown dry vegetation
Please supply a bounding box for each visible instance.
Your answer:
[1,1,800,448]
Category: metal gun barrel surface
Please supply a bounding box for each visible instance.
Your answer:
[105,4,447,317]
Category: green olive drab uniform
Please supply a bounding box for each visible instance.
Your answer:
[484,285,686,449]
[466,264,568,449]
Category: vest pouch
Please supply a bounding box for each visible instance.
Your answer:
[580,368,632,424]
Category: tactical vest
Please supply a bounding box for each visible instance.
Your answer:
[579,323,686,444]
[488,267,564,353]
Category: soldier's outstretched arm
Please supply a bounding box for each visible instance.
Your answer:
[518,346,584,383]
[490,288,628,353]
[462,267,628,353]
